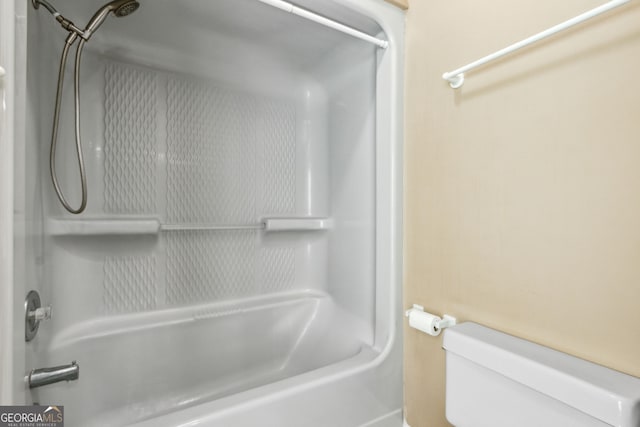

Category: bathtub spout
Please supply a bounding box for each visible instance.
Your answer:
[28,361,79,389]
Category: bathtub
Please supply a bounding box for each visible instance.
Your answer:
[33,291,379,426]
[3,0,404,425]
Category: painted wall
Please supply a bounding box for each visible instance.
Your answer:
[404,0,640,425]
[384,0,408,10]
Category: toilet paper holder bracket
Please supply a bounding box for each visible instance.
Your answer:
[405,304,457,336]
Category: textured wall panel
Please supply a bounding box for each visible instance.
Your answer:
[104,63,157,214]
[103,256,157,313]
[260,247,296,293]
[102,64,299,311]
[165,230,257,305]
[166,78,256,224]
[257,100,296,215]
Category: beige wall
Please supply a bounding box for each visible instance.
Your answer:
[384,0,408,10]
[404,1,640,426]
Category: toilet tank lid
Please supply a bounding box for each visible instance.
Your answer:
[443,322,640,427]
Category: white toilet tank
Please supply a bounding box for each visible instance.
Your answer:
[443,323,640,427]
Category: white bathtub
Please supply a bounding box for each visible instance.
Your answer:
[3,0,404,425]
[34,291,378,425]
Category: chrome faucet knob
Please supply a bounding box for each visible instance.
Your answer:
[25,291,51,342]
[28,306,52,322]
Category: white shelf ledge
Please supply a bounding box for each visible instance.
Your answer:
[47,218,161,236]
[46,217,332,236]
[263,217,332,232]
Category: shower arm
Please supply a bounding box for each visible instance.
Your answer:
[32,0,85,38]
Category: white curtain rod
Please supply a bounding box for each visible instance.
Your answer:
[442,0,631,89]
[256,0,389,49]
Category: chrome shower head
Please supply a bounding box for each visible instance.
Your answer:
[113,0,140,17]
[83,0,140,40]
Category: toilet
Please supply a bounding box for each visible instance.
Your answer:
[443,323,640,427]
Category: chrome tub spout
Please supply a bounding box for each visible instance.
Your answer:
[28,361,79,388]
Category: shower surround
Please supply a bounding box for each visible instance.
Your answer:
[2,0,404,425]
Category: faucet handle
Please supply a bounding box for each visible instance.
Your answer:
[28,306,52,322]
[25,290,51,342]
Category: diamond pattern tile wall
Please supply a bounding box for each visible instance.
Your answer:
[104,63,157,214]
[166,78,256,224]
[103,256,157,313]
[102,62,300,312]
[257,100,296,215]
[165,230,257,305]
[260,247,296,293]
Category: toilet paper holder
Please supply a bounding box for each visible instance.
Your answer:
[405,304,457,337]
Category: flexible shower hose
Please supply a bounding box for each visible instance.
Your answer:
[49,34,88,214]
[38,0,140,214]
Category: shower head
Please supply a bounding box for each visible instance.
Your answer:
[82,0,140,40]
[113,0,139,17]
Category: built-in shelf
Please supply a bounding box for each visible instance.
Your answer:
[47,218,161,236]
[46,217,333,237]
[263,218,333,232]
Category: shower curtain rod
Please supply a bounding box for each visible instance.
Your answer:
[442,0,631,89]
[256,0,389,49]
